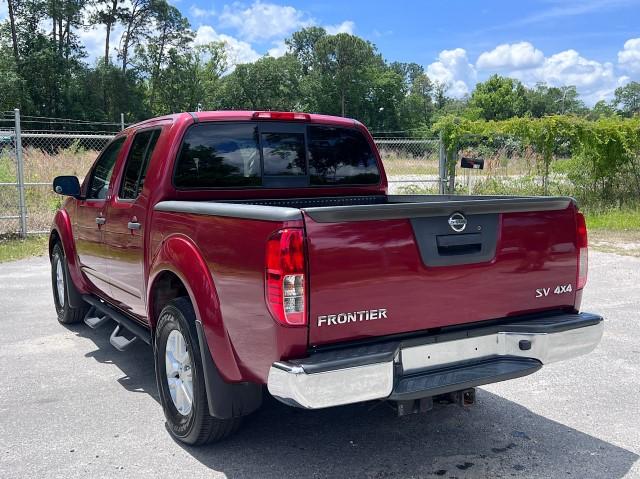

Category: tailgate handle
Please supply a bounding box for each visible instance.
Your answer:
[436,233,482,256]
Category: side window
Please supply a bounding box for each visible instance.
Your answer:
[119,129,160,199]
[87,137,125,199]
[174,123,261,188]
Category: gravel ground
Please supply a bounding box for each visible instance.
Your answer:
[0,252,638,478]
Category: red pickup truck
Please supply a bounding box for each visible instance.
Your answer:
[50,111,603,445]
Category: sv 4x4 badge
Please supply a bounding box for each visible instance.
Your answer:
[536,284,573,298]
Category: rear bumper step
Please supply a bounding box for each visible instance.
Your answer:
[267,312,603,409]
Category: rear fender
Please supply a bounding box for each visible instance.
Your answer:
[147,234,242,382]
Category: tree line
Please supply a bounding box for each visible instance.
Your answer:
[1,0,639,130]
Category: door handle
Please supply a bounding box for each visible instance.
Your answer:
[95,217,106,225]
[127,222,141,230]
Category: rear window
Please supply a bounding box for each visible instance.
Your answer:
[262,132,306,176]
[173,122,380,188]
[174,123,261,188]
[308,126,380,185]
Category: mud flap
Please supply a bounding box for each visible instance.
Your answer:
[195,320,262,419]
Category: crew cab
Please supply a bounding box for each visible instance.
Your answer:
[49,111,603,445]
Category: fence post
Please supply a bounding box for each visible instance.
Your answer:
[14,108,27,238]
[120,113,125,131]
[448,150,457,194]
[438,133,446,194]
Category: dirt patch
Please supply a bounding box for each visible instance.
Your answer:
[589,230,640,257]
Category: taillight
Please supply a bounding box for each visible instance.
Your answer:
[576,212,588,289]
[252,111,310,121]
[265,228,306,326]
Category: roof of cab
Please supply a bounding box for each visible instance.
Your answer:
[125,110,361,132]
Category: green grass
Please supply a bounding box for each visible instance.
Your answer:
[583,208,640,231]
[0,235,48,263]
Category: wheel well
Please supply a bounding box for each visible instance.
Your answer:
[49,230,61,258]
[150,271,189,328]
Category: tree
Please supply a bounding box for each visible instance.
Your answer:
[362,67,405,131]
[526,83,584,117]
[285,26,326,74]
[614,81,640,116]
[134,0,193,113]
[196,42,229,108]
[0,48,29,110]
[469,75,529,120]
[219,54,303,111]
[588,100,617,119]
[118,0,154,74]
[6,0,20,64]
[390,61,423,89]
[91,0,126,66]
[310,33,381,117]
[433,82,449,110]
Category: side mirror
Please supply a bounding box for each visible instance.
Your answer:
[53,176,81,198]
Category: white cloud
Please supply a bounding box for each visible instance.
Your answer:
[426,48,476,97]
[76,24,124,64]
[476,42,544,70]
[267,40,288,58]
[219,1,311,42]
[427,39,636,104]
[618,37,640,74]
[535,50,615,90]
[195,25,261,65]
[501,49,618,104]
[324,20,355,35]
[0,2,7,21]
[190,5,215,18]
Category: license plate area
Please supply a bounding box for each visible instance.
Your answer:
[401,335,501,374]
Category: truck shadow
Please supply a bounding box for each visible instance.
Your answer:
[71,323,638,479]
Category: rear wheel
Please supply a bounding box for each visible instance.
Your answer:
[51,243,87,324]
[155,298,241,445]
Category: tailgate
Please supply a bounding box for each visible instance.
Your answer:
[302,197,580,346]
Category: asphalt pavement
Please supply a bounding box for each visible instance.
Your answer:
[0,251,638,478]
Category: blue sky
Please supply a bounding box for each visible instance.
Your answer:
[178,0,640,104]
[3,0,639,103]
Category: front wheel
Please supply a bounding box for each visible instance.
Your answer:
[155,298,241,445]
[51,243,87,324]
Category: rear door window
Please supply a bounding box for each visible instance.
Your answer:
[308,126,380,185]
[119,129,160,199]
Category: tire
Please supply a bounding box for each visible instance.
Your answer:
[155,297,241,445]
[51,243,87,324]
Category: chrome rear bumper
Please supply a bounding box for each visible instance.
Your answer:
[267,312,603,409]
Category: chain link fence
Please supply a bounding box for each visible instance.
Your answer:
[0,110,119,236]
[0,123,19,234]
[0,111,448,237]
[375,137,444,194]
[451,134,574,198]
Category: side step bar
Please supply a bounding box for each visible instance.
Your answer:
[110,325,137,351]
[83,306,110,329]
[83,295,151,345]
